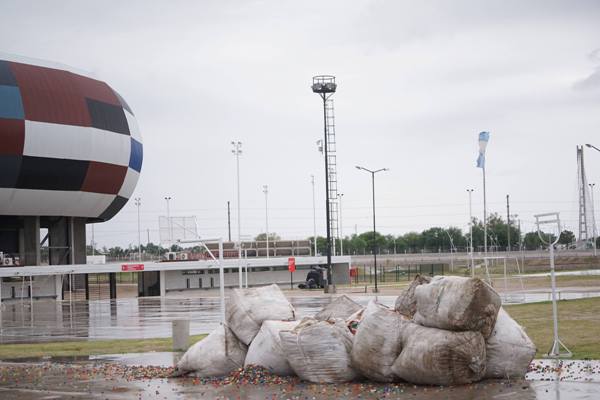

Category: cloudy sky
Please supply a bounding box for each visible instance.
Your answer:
[2,0,600,248]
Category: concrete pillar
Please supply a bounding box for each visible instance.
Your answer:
[22,216,41,266]
[109,273,117,299]
[49,217,69,265]
[159,271,166,297]
[172,320,190,351]
[54,275,63,300]
[71,217,86,264]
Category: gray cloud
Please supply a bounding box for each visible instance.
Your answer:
[1,1,600,247]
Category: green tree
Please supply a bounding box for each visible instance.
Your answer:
[350,234,368,254]
[255,233,281,241]
[558,230,576,247]
[523,232,539,250]
[358,231,387,254]
[402,232,423,252]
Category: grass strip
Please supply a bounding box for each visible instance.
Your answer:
[506,297,600,359]
[0,334,206,360]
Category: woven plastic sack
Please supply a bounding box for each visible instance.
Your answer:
[244,320,299,376]
[485,307,536,378]
[392,322,486,385]
[351,301,408,382]
[279,317,357,383]
[394,274,431,317]
[226,284,296,345]
[413,276,501,338]
[175,323,247,377]
[315,295,363,321]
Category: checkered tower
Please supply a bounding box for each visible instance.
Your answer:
[0,55,143,221]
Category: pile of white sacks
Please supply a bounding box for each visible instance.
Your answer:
[175,277,536,385]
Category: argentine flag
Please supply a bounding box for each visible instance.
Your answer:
[476,131,490,169]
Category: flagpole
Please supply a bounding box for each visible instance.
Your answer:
[483,165,487,255]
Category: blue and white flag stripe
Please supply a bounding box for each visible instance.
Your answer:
[476,131,490,169]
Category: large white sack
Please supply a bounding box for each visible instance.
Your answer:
[279,317,357,383]
[485,307,536,378]
[226,284,296,345]
[244,320,299,376]
[413,276,501,338]
[351,300,408,382]
[394,274,431,318]
[392,322,486,385]
[315,295,363,321]
[175,324,247,377]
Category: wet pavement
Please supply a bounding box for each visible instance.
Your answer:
[0,355,599,399]
[2,292,600,343]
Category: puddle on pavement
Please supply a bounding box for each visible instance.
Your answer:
[1,293,599,343]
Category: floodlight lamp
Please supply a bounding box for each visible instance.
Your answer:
[311,83,323,93]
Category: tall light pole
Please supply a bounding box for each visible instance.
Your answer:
[589,183,598,257]
[263,185,269,259]
[135,197,141,261]
[356,166,388,293]
[311,175,317,256]
[164,196,172,247]
[467,189,474,277]
[338,193,344,256]
[312,75,337,290]
[231,141,243,287]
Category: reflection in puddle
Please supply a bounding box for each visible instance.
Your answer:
[0,292,598,343]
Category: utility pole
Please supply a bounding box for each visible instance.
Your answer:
[227,201,231,242]
[506,194,511,253]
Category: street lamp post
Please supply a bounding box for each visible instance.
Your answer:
[231,141,243,287]
[135,197,141,261]
[263,185,269,259]
[164,197,172,246]
[589,183,598,257]
[356,166,388,293]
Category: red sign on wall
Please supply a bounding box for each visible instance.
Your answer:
[121,263,144,272]
[288,257,296,272]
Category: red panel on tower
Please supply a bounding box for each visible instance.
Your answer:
[0,118,25,155]
[81,161,128,194]
[71,73,120,106]
[9,62,92,126]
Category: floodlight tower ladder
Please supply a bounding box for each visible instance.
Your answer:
[325,99,339,255]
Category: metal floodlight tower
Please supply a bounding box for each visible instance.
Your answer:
[312,75,339,291]
[534,212,572,358]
